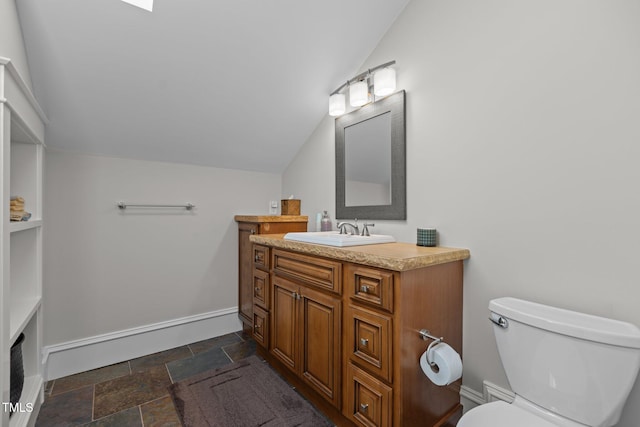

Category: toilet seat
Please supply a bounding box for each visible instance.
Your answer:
[458,401,558,427]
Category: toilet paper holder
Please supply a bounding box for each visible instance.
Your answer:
[419,329,445,367]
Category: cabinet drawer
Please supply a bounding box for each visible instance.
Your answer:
[347,305,392,382]
[348,265,394,312]
[252,305,269,348]
[252,268,269,309]
[273,249,342,294]
[345,363,392,427]
[253,245,270,270]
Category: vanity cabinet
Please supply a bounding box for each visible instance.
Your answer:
[234,216,307,328]
[249,234,470,427]
[271,251,342,408]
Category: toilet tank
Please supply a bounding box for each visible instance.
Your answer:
[490,297,640,427]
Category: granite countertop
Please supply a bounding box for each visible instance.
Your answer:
[250,234,470,272]
[234,215,308,223]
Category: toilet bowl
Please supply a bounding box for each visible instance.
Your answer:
[458,297,640,427]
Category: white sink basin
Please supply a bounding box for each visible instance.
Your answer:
[284,231,395,247]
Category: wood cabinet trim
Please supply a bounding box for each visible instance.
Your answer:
[347,265,394,312]
[345,363,392,427]
[253,268,270,310]
[253,244,270,271]
[347,305,393,383]
[252,305,269,348]
[273,248,343,295]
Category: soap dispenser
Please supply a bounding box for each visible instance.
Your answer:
[320,211,332,231]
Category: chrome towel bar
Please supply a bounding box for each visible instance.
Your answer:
[117,201,195,210]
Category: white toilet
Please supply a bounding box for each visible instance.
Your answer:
[458,297,640,427]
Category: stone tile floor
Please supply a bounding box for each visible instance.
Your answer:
[36,331,257,426]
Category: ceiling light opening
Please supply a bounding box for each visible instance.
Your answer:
[121,0,154,12]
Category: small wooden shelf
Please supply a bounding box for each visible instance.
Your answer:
[9,219,43,233]
[10,297,42,345]
[9,374,44,427]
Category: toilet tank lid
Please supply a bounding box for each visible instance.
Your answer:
[490,297,640,349]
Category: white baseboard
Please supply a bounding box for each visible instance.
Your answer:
[484,380,515,403]
[43,307,243,380]
[460,381,515,412]
[460,384,485,407]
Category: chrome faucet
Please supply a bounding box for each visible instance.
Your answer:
[337,219,359,235]
[360,223,375,236]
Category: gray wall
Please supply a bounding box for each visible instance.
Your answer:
[44,149,282,345]
[0,0,33,88]
[283,0,640,424]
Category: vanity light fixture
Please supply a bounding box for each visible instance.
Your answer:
[328,60,396,116]
[329,93,346,116]
[349,80,369,107]
[373,67,396,96]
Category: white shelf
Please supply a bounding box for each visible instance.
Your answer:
[10,297,41,345]
[9,219,42,233]
[9,374,44,427]
[2,58,45,427]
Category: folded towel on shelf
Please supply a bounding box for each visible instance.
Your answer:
[10,211,31,222]
[10,197,25,209]
[9,196,30,221]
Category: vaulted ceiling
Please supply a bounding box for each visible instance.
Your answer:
[17,0,409,173]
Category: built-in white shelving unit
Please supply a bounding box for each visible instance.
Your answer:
[1,57,47,427]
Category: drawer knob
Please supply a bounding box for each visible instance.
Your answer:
[360,338,369,346]
[255,255,260,262]
[360,403,369,412]
[360,285,370,293]
[255,287,261,292]
[250,229,256,234]
[254,324,261,329]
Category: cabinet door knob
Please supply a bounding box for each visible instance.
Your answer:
[250,229,256,234]
[255,287,260,292]
[254,324,261,329]
[360,403,369,412]
[360,338,369,346]
[360,285,369,293]
[255,255,259,262]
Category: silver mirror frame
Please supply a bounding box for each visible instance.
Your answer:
[335,90,406,220]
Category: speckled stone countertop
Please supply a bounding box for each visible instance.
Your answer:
[250,234,470,272]
[234,215,308,223]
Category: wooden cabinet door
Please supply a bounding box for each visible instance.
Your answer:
[252,305,269,348]
[270,276,299,372]
[237,223,258,325]
[299,285,342,408]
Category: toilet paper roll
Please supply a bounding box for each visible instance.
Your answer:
[420,343,463,386]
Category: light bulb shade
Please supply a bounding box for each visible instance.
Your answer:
[329,93,346,116]
[349,80,369,107]
[374,67,396,96]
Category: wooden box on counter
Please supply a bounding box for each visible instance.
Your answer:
[280,199,301,215]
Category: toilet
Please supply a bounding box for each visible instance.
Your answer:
[458,297,640,427]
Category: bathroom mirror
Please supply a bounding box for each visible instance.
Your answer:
[335,90,405,219]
